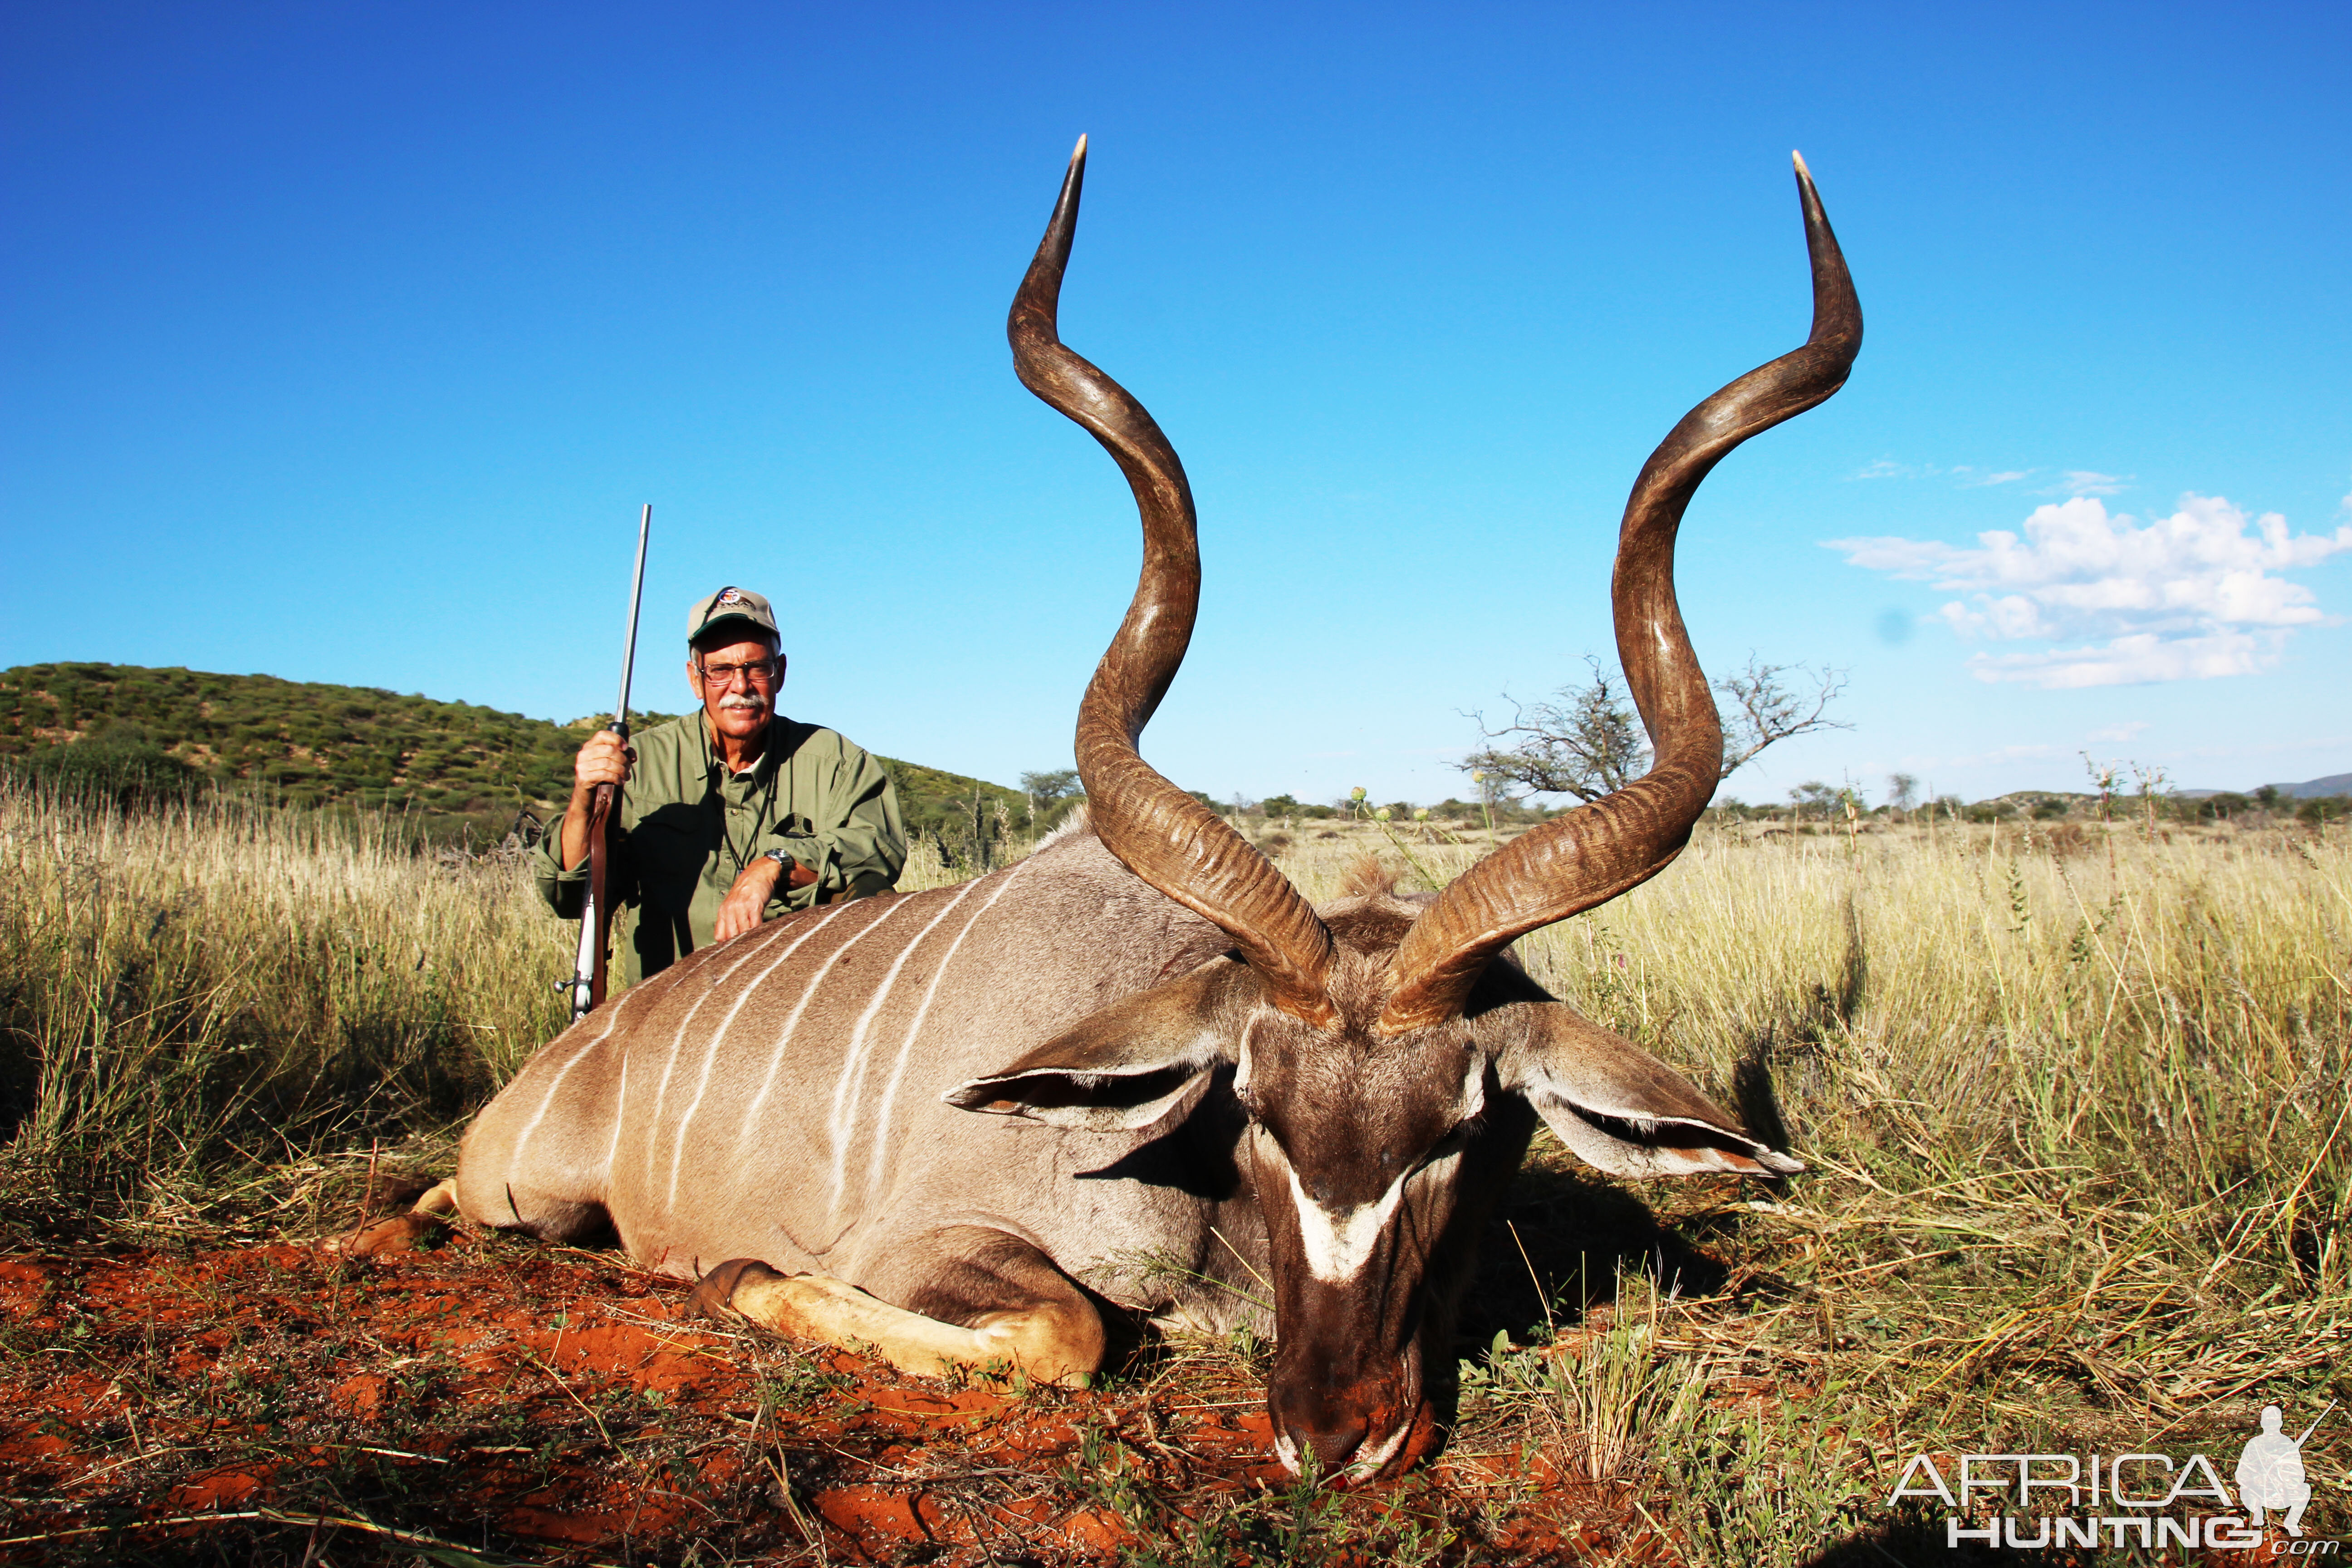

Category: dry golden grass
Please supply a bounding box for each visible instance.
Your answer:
[0,780,567,1230]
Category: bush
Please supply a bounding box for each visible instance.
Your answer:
[9,723,193,809]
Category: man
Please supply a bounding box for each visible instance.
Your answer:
[536,586,906,985]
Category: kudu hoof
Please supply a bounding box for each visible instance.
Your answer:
[688,1257,785,1319]
[323,1211,443,1258]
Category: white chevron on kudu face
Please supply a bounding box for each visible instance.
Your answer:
[1274,1137,1467,1286]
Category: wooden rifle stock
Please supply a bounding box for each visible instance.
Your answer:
[584,774,619,1012]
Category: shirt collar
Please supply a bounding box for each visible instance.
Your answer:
[699,710,783,783]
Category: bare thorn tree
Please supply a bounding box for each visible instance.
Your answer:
[1463,653,1850,804]
[1717,655,1851,777]
[1460,657,1647,803]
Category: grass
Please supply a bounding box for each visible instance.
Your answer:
[0,779,568,1236]
[1,777,2346,1561]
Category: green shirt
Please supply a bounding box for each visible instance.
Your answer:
[534,712,906,985]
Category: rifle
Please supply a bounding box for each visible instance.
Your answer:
[565,504,652,1021]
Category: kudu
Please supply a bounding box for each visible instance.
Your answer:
[368,139,1858,1480]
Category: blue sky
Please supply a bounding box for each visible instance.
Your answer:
[5,2,2347,805]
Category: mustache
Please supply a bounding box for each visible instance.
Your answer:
[718,694,769,712]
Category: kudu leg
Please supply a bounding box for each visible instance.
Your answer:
[325,1178,461,1257]
[689,1226,1106,1387]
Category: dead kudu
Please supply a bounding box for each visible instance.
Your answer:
[355,141,1858,1480]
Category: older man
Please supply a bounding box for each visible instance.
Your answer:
[536,586,906,984]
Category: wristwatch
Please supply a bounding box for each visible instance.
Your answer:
[762,848,796,870]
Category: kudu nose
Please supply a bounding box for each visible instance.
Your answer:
[1281,1411,1371,1475]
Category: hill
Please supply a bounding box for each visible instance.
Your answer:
[0,662,1029,842]
[2176,772,2350,800]
[2266,771,2352,799]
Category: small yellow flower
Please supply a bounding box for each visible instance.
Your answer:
[1413,808,1429,821]
[1470,769,1485,783]
[1374,807,1392,821]
[1349,786,1367,802]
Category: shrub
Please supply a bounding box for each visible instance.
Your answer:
[2298,795,2349,825]
[8,723,193,810]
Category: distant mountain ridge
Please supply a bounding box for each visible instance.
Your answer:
[2269,772,2352,799]
[2176,772,2351,801]
[0,662,1026,836]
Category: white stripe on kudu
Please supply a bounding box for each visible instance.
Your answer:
[726,894,916,1163]
[507,976,644,1180]
[603,1057,628,1185]
[638,914,803,1185]
[860,853,1046,1200]
[820,875,990,1214]
[660,900,863,1206]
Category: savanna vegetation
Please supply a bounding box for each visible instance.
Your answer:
[0,770,2344,1563]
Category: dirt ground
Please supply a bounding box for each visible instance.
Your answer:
[0,1223,1628,1565]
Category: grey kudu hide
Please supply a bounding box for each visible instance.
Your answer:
[406,140,1859,1480]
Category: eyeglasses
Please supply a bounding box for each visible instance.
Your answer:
[697,658,778,689]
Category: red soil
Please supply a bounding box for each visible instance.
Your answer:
[0,1228,1621,1564]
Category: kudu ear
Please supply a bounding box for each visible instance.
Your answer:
[944,960,1248,1132]
[1493,1004,1803,1178]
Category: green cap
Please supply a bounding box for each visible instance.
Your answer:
[688,586,779,647]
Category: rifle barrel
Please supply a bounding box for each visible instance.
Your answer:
[614,503,652,732]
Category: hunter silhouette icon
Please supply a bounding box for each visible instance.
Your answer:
[2237,1402,2332,1536]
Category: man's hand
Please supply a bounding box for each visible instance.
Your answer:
[714,855,819,943]
[573,730,633,794]
[560,730,636,871]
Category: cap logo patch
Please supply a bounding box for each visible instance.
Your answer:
[715,587,745,605]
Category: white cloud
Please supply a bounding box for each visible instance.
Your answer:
[1853,461,2036,487]
[1826,494,2352,689]
[2051,470,2130,497]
